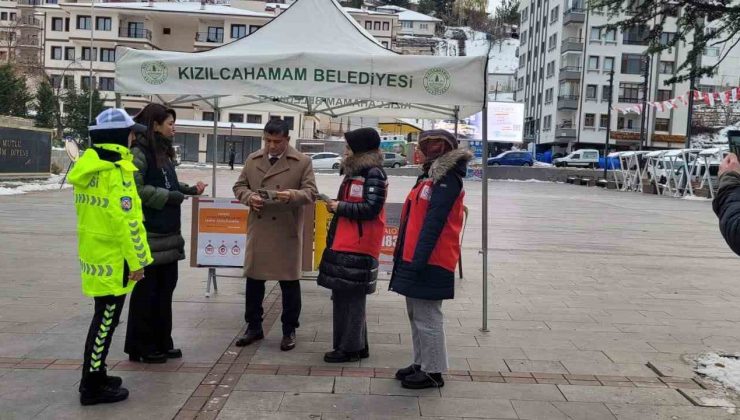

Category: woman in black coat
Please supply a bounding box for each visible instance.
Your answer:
[318,128,387,363]
[124,104,207,363]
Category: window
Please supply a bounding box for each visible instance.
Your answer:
[543,115,552,131]
[552,6,560,21]
[600,114,609,128]
[519,55,525,68]
[603,28,616,42]
[659,32,675,47]
[0,12,6,21]
[50,46,62,60]
[9,12,15,21]
[50,75,62,89]
[619,82,642,103]
[207,26,224,43]
[584,113,595,127]
[520,30,527,45]
[548,33,557,50]
[655,118,670,131]
[602,85,611,101]
[51,17,63,31]
[64,46,74,61]
[623,25,649,45]
[246,114,262,124]
[382,41,389,48]
[382,21,389,31]
[603,56,614,72]
[522,7,528,22]
[202,112,215,121]
[163,28,171,35]
[228,113,244,123]
[621,53,644,74]
[657,89,672,102]
[546,61,555,77]
[659,61,675,74]
[76,15,91,30]
[63,75,74,89]
[365,21,372,30]
[231,24,247,39]
[81,76,94,90]
[81,47,96,61]
[98,77,114,91]
[588,56,599,71]
[420,23,429,30]
[401,21,413,29]
[96,17,111,31]
[374,21,381,31]
[545,88,553,103]
[65,17,70,31]
[100,48,115,62]
[586,84,597,99]
[284,116,295,130]
[705,47,720,57]
[517,77,524,89]
[590,27,601,41]
[249,25,261,34]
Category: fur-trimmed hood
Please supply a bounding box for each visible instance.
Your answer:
[341,150,383,177]
[428,149,473,182]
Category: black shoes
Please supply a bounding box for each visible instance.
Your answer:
[128,352,167,364]
[401,371,445,389]
[280,333,296,352]
[78,374,122,392]
[235,330,264,347]
[80,384,129,406]
[165,348,183,359]
[324,350,360,363]
[395,364,421,380]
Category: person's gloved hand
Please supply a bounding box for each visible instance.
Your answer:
[167,190,185,205]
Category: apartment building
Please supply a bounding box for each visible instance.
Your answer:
[375,4,440,55]
[514,0,738,153]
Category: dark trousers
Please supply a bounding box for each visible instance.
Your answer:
[82,294,126,388]
[125,262,178,356]
[332,291,368,353]
[246,278,301,336]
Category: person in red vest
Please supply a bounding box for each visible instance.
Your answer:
[390,129,472,389]
[318,128,388,363]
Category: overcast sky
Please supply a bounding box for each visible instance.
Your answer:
[488,0,504,13]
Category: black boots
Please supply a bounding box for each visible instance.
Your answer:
[79,373,129,406]
[401,371,445,389]
[395,364,421,380]
[235,330,264,347]
[128,352,167,364]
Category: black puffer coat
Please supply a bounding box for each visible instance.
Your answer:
[317,151,387,294]
[714,171,740,255]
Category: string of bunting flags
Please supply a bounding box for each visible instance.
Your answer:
[613,87,740,114]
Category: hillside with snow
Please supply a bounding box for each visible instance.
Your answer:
[437,27,518,74]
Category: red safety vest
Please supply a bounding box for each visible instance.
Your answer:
[400,178,464,271]
[330,176,386,258]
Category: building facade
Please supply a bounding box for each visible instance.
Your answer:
[514,0,739,153]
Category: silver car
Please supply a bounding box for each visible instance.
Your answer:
[383,152,407,168]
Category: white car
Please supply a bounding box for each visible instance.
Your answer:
[310,152,342,170]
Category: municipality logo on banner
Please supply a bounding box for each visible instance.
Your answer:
[423,68,451,96]
[141,61,168,85]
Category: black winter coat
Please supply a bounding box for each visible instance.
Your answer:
[714,171,740,255]
[317,151,387,294]
[389,148,471,301]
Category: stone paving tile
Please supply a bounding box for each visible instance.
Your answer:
[279,393,420,416]
[217,412,319,420]
[512,401,617,420]
[220,391,285,413]
[440,381,564,401]
[234,374,334,393]
[333,377,370,394]
[369,378,441,397]
[558,385,692,405]
[504,359,568,374]
[606,403,739,420]
[419,397,517,418]
[561,361,657,377]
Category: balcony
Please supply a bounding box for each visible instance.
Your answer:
[119,28,152,41]
[16,37,41,48]
[17,0,43,7]
[617,96,641,103]
[195,32,224,44]
[561,37,583,53]
[623,38,649,46]
[17,18,42,28]
[557,95,579,110]
[556,127,577,139]
[563,8,586,26]
[559,66,582,81]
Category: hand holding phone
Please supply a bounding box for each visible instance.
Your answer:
[257,189,277,201]
[729,130,740,156]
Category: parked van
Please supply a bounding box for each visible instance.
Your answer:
[553,149,600,168]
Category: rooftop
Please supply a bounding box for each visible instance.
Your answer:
[45,2,274,18]
[376,5,441,22]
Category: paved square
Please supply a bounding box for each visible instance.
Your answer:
[1,167,739,419]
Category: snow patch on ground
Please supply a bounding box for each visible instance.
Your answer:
[683,195,712,201]
[438,27,518,75]
[0,175,71,196]
[696,353,740,391]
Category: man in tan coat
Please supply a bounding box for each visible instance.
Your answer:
[233,119,317,351]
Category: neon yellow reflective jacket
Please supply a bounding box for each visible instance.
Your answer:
[67,143,153,297]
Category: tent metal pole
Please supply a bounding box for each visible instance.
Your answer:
[212,98,220,198]
[481,101,489,333]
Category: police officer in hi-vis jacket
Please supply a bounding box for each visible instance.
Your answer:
[68,109,153,406]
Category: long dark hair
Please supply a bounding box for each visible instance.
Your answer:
[134,103,177,168]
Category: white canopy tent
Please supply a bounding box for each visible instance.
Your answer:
[114,0,492,328]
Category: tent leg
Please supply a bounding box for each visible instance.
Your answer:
[481,102,489,333]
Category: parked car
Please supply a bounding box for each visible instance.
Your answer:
[383,152,407,168]
[310,152,342,170]
[553,149,600,168]
[487,151,534,166]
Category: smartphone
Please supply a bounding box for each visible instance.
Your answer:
[257,189,277,201]
[316,193,332,202]
[729,130,740,156]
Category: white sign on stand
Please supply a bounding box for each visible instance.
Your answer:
[191,198,249,268]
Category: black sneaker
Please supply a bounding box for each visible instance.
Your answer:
[324,350,361,363]
[395,364,421,381]
[401,371,444,389]
[80,385,129,406]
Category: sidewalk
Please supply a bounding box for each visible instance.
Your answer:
[1,169,739,419]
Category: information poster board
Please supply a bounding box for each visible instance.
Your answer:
[190,197,249,267]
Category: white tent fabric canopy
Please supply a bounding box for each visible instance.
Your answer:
[114,0,486,119]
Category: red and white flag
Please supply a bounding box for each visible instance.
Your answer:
[664,100,675,110]
[678,95,689,106]
[732,88,739,103]
[721,90,731,105]
[705,92,716,107]
[694,90,704,101]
